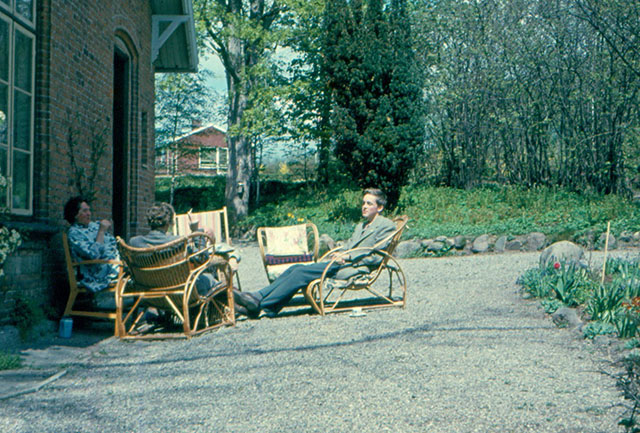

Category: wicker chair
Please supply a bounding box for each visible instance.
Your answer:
[114,233,234,339]
[173,206,241,289]
[257,222,320,283]
[303,216,408,315]
[62,232,123,334]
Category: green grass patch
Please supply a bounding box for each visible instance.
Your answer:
[0,351,22,370]
[157,179,640,242]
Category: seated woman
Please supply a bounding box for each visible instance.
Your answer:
[64,196,120,293]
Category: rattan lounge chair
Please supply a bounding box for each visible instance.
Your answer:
[303,215,408,315]
[114,232,234,339]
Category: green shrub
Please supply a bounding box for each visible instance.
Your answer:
[517,267,553,299]
[0,351,21,370]
[550,263,594,307]
[587,283,625,323]
[583,321,616,339]
[541,298,563,314]
[10,294,44,340]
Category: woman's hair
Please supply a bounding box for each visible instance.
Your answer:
[64,196,87,224]
[364,188,387,208]
[146,202,175,230]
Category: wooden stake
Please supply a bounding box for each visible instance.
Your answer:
[601,221,611,285]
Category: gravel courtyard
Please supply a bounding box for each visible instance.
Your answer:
[0,246,632,433]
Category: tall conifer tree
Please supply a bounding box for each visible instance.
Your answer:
[324,0,424,208]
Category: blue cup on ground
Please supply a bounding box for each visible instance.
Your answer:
[59,317,73,338]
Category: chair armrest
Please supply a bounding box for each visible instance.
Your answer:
[72,258,122,267]
[318,245,348,262]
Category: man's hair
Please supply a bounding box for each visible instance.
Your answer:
[64,196,87,224]
[364,188,387,207]
[146,202,175,230]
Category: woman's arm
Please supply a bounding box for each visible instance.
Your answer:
[68,223,107,260]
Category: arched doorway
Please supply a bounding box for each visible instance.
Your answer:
[112,41,130,238]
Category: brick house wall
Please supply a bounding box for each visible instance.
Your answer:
[0,0,161,323]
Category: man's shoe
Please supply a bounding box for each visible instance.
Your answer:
[263,308,278,318]
[233,289,261,314]
[234,303,249,317]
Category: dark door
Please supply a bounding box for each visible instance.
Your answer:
[112,48,129,238]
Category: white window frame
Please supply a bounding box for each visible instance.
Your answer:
[198,146,228,171]
[0,2,35,215]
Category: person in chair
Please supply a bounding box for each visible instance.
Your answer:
[235,188,397,318]
[129,202,219,296]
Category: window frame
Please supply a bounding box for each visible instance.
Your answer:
[0,4,35,215]
[198,146,228,171]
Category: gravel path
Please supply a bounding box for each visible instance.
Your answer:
[0,246,631,432]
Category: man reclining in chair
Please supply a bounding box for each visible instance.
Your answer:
[235,188,397,318]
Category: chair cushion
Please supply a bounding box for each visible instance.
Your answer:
[265,224,308,256]
[265,253,314,266]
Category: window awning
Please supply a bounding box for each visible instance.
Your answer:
[151,0,198,73]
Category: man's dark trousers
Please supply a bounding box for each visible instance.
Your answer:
[257,261,341,313]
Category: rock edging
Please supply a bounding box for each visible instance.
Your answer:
[391,230,640,259]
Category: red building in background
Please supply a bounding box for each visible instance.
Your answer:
[156,123,229,176]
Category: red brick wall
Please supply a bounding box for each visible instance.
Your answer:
[0,0,158,323]
[37,0,155,230]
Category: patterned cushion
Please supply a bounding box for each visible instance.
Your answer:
[265,224,308,256]
[265,253,314,266]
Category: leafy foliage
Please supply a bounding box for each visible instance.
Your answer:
[9,294,44,340]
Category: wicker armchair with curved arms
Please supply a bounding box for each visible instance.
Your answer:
[303,215,408,316]
[114,232,234,339]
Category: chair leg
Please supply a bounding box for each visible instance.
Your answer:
[63,289,79,316]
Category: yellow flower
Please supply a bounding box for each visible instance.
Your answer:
[298,217,304,222]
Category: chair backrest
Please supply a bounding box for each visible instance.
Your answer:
[62,231,79,289]
[173,206,230,244]
[365,215,409,271]
[116,233,213,292]
[257,222,319,282]
[383,215,409,256]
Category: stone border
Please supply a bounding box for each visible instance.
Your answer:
[390,230,640,258]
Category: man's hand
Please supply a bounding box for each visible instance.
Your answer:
[331,252,349,265]
[189,220,200,233]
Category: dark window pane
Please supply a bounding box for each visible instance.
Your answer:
[16,0,33,22]
[14,28,32,91]
[13,90,30,150]
[12,149,29,210]
[0,146,7,207]
[0,19,8,82]
[0,84,7,145]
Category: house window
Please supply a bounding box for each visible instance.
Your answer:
[0,0,35,214]
[199,147,228,172]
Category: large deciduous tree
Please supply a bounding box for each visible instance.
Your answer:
[324,0,424,208]
[195,0,286,222]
